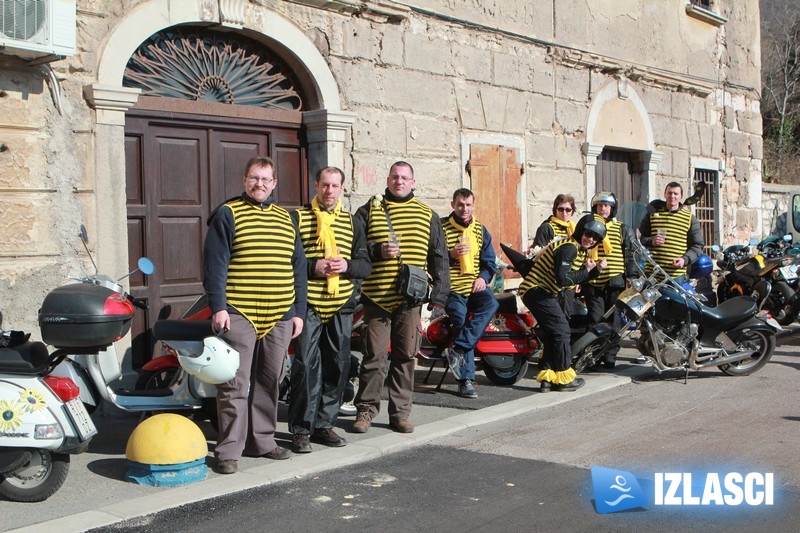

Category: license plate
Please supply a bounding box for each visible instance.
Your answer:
[779,265,798,281]
[617,288,652,317]
[65,398,98,441]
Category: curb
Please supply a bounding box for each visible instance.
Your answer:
[10,373,631,532]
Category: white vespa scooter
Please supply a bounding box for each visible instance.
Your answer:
[47,227,238,425]
[0,315,97,502]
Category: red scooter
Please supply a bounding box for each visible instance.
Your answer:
[416,291,541,386]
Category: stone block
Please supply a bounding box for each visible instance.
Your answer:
[736,110,763,136]
[404,32,449,76]
[724,105,736,129]
[554,65,588,105]
[555,136,584,171]
[734,157,750,182]
[382,69,454,116]
[554,99,589,135]
[380,26,404,67]
[526,134,557,164]
[350,108,407,154]
[341,18,379,60]
[672,149,690,177]
[405,116,459,157]
[725,129,751,158]
[454,83,486,130]
[334,59,384,107]
[526,93,555,132]
[453,45,493,84]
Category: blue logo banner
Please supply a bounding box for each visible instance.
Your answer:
[591,466,648,514]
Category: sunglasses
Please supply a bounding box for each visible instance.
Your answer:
[557,207,573,213]
[584,231,602,241]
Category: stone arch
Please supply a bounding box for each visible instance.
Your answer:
[582,78,662,206]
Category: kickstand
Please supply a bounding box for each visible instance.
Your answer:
[683,366,689,384]
[422,357,449,391]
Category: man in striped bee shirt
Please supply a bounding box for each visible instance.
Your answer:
[639,181,704,280]
[288,166,371,454]
[441,188,498,399]
[203,156,307,474]
[350,161,449,434]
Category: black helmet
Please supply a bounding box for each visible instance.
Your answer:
[574,214,606,247]
[591,191,617,218]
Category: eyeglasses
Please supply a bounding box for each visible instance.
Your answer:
[557,207,573,213]
[247,176,275,184]
[389,175,414,182]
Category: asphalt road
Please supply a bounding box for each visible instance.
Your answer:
[83,345,800,533]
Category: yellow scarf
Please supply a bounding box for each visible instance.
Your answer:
[588,218,614,261]
[550,216,575,237]
[312,196,341,296]
[451,218,477,275]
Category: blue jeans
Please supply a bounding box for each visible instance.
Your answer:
[445,289,500,381]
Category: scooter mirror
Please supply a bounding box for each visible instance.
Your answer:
[138,257,155,275]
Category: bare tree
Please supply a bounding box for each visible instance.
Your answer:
[762,1,800,183]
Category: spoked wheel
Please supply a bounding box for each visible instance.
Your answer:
[481,355,529,386]
[571,332,614,374]
[719,329,775,376]
[0,450,69,502]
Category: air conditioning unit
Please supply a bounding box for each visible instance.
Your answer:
[0,0,76,60]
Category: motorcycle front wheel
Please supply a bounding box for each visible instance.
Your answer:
[481,355,529,386]
[0,450,69,502]
[719,329,776,376]
[571,331,614,374]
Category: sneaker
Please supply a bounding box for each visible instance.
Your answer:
[311,428,347,447]
[458,379,478,399]
[291,434,312,453]
[215,459,238,474]
[446,348,465,380]
[350,406,372,433]
[339,401,357,416]
[389,418,414,433]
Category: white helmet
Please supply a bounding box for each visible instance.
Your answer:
[178,336,240,385]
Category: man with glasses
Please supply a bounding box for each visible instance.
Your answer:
[203,156,307,474]
[350,161,449,434]
[518,215,606,392]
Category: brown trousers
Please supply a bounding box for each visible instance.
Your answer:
[355,301,421,420]
[215,314,292,461]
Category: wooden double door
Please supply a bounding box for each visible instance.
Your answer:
[125,105,307,367]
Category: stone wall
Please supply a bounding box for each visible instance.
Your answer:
[0,0,763,334]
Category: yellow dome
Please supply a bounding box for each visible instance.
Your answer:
[125,414,207,465]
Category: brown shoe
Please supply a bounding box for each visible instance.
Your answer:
[350,406,372,433]
[264,446,292,460]
[311,428,347,447]
[291,434,312,453]
[215,459,238,474]
[389,418,414,433]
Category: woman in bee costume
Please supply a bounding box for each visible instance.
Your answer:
[519,214,607,392]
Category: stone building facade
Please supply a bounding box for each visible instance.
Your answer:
[0,0,762,356]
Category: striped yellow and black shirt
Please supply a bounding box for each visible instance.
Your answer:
[588,215,626,287]
[519,239,588,297]
[644,208,693,278]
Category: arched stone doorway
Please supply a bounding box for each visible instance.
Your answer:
[84,3,355,367]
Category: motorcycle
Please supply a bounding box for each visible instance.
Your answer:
[571,236,780,378]
[715,236,800,326]
[0,322,97,502]
[48,227,236,429]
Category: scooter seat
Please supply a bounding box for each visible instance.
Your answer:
[495,292,518,314]
[152,320,214,341]
[0,341,50,373]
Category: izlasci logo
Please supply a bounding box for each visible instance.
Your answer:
[591,466,648,514]
[592,467,775,514]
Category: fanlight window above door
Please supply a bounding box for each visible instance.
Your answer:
[123,27,305,110]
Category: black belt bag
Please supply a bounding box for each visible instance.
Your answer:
[383,202,430,306]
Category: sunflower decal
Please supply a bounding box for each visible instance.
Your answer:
[487,316,507,332]
[18,388,47,413]
[0,399,24,432]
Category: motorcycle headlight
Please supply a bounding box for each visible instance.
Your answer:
[642,288,660,303]
[630,277,647,292]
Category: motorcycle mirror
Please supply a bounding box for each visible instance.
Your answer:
[784,234,792,242]
[78,224,99,275]
[711,244,721,252]
[138,257,155,276]
[748,238,759,246]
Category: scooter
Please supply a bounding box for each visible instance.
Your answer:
[0,317,97,502]
[48,227,236,428]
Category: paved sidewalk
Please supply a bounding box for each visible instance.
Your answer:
[5,360,638,532]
